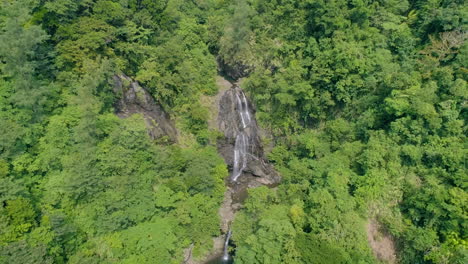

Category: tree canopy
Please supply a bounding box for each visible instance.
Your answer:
[0,0,466,263]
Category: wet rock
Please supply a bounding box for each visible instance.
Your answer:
[217,85,280,184]
[113,74,178,142]
[199,76,280,264]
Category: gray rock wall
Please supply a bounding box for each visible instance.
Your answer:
[113,74,178,142]
[217,85,279,184]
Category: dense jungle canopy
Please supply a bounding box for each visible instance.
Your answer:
[0,0,466,263]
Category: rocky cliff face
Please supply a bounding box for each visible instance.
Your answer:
[113,74,177,142]
[217,85,279,185]
[217,57,252,81]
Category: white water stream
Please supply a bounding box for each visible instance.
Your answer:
[232,132,247,181]
[222,229,232,261]
[231,88,251,182]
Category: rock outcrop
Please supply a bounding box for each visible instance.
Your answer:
[217,57,252,81]
[113,74,177,142]
[217,85,279,185]
[198,77,280,264]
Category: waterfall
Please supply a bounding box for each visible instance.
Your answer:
[214,80,280,264]
[232,132,247,181]
[222,230,232,262]
[231,88,251,182]
[235,89,251,128]
[241,91,251,125]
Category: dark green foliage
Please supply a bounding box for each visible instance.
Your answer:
[219,0,256,75]
[0,240,52,264]
[226,0,467,263]
[0,0,466,263]
[0,1,226,262]
[296,233,349,264]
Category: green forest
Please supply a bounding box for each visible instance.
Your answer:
[0,0,466,263]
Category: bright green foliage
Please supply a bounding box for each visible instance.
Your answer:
[226,1,467,263]
[68,218,180,264]
[0,1,227,261]
[219,0,256,74]
[0,0,467,263]
[295,233,349,264]
[56,17,117,71]
[0,198,37,244]
[0,0,49,104]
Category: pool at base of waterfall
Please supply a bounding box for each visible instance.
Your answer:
[205,255,234,264]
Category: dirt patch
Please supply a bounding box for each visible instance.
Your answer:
[366,219,397,264]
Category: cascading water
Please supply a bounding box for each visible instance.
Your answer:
[232,133,247,181]
[207,79,280,264]
[235,90,251,128]
[231,88,252,182]
[222,229,232,262]
[241,92,251,125]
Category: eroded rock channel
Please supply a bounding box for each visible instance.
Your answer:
[205,80,280,263]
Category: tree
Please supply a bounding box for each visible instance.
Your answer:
[0,0,49,115]
[219,0,256,78]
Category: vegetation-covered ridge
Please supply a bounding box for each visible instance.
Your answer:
[0,0,466,264]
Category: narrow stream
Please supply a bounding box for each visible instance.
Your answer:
[232,88,252,182]
[218,86,257,262]
[204,229,234,264]
[222,229,232,261]
[201,81,280,264]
